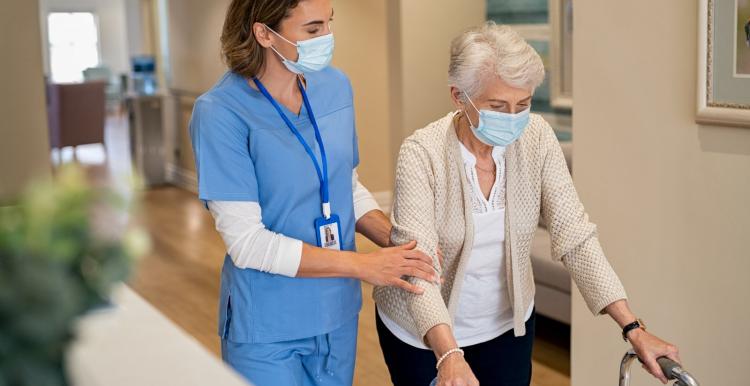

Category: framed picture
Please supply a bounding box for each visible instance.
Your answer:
[697,0,750,127]
[549,0,573,110]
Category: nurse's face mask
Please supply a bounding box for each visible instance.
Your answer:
[462,91,531,147]
[265,24,335,74]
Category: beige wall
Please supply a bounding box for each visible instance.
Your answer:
[0,0,51,202]
[332,0,393,192]
[166,0,229,94]
[571,1,750,385]
[388,0,486,170]
[124,0,156,57]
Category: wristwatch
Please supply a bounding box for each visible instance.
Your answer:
[622,318,646,342]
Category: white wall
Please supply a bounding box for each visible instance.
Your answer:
[39,0,131,77]
[0,0,52,201]
[571,1,750,385]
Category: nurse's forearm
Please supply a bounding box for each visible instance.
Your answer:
[355,209,392,248]
[295,243,360,278]
[295,241,438,294]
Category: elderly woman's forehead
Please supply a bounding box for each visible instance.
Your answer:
[475,77,533,101]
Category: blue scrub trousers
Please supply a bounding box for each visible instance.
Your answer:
[221,315,359,386]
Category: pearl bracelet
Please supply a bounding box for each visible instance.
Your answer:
[436,347,465,370]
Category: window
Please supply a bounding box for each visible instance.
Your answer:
[487,0,572,139]
[47,12,100,83]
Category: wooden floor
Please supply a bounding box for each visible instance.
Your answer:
[71,114,571,386]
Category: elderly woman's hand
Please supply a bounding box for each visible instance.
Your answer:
[627,329,681,384]
[437,354,479,386]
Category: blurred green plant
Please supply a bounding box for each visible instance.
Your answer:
[0,166,149,386]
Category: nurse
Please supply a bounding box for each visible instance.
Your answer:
[188,0,438,385]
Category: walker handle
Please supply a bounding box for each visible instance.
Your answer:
[619,350,700,386]
[656,357,681,380]
[656,356,700,386]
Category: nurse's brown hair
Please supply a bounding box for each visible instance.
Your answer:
[221,0,302,78]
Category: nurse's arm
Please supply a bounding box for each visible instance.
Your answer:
[207,201,436,294]
[297,240,438,294]
[353,169,445,268]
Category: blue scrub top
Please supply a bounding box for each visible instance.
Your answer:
[189,67,362,344]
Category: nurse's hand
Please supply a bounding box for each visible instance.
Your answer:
[356,240,438,294]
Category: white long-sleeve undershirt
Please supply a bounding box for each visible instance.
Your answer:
[207,169,381,277]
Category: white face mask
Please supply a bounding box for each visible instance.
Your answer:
[265,25,335,74]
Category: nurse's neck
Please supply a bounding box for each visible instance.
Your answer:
[253,54,304,115]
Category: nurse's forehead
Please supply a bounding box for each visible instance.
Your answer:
[287,1,333,26]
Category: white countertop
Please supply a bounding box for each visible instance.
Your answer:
[66,285,250,386]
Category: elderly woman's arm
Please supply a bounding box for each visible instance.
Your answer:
[539,124,679,384]
[390,139,478,384]
[390,140,450,337]
[538,125,627,312]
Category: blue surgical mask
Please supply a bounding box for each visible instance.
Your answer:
[266,25,334,74]
[463,92,530,147]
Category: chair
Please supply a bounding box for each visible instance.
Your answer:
[83,66,126,112]
[46,81,107,159]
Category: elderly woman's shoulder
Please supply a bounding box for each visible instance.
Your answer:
[525,113,558,143]
[529,112,554,132]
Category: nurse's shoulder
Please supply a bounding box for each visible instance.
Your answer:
[312,66,354,101]
[190,72,250,134]
[194,72,247,114]
[189,72,254,156]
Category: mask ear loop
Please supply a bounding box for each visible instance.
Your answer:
[263,24,299,63]
[264,24,298,47]
[461,90,480,129]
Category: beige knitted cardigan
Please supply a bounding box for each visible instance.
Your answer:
[373,111,627,342]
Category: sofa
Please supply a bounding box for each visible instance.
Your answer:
[530,141,573,324]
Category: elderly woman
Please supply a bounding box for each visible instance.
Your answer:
[373,22,680,386]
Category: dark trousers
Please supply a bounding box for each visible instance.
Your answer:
[376,309,535,386]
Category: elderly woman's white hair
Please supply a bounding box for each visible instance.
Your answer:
[449,21,545,100]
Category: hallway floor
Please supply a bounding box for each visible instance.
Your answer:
[61,113,571,386]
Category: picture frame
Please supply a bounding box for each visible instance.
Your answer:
[549,0,573,110]
[696,0,750,128]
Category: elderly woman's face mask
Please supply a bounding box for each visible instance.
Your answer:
[463,91,530,147]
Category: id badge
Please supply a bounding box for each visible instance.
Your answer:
[314,214,342,250]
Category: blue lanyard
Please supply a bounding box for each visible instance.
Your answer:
[252,77,332,219]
